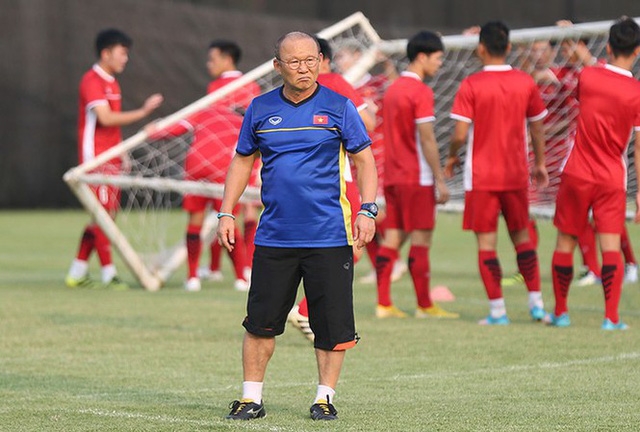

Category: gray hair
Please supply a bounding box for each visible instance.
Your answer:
[274,31,320,59]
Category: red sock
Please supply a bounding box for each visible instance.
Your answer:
[408,245,432,308]
[93,226,112,266]
[186,224,201,279]
[621,226,636,265]
[209,241,222,271]
[365,239,379,269]
[76,226,95,261]
[229,227,248,280]
[244,220,257,267]
[298,297,309,317]
[602,251,624,323]
[376,247,398,307]
[478,250,502,300]
[528,219,539,250]
[578,223,600,277]
[516,242,540,293]
[551,251,573,316]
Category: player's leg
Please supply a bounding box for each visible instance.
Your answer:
[243,202,260,270]
[502,218,536,287]
[184,195,207,292]
[621,225,638,283]
[94,185,128,290]
[65,224,97,288]
[576,221,601,286]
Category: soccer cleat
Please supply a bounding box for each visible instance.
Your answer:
[529,306,549,322]
[358,269,376,284]
[197,267,224,281]
[226,399,266,420]
[391,260,408,282]
[234,279,250,292]
[310,397,338,421]
[375,304,407,318]
[104,276,129,291]
[415,304,459,319]
[478,314,510,326]
[624,263,638,283]
[65,275,96,289]
[575,270,600,287]
[184,277,201,292]
[287,305,315,342]
[548,313,571,327]
[601,318,629,331]
[501,272,524,287]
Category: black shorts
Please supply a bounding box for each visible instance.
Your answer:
[242,245,358,351]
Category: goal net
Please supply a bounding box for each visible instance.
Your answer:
[359,18,640,217]
[63,12,383,290]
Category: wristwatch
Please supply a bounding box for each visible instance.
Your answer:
[360,202,379,217]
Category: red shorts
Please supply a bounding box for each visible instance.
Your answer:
[463,189,529,233]
[384,184,436,231]
[554,173,626,236]
[183,196,240,215]
[90,162,121,212]
[346,180,361,229]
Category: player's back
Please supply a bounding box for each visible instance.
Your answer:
[563,65,640,186]
[207,71,261,114]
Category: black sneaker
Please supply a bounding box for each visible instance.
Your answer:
[310,397,338,420]
[225,399,266,420]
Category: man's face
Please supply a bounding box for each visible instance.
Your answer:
[423,51,444,77]
[334,48,359,74]
[101,45,129,75]
[274,37,321,93]
[530,41,553,68]
[207,48,232,79]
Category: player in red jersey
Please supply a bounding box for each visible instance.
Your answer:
[375,31,457,319]
[65,29,163,290]
[287,37,375,341]
[446,21,549,325]
[549,16,640,330]
[334,42,407,285]
[197,40,261,291]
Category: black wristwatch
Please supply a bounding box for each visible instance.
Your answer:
[360,202,379,217]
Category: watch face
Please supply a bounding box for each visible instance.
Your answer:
[362,202,378,216]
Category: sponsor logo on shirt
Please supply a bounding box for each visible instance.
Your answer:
[268,116,282,125]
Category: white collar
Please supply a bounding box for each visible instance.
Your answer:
[604,63,633,78]
[400,71,422,81]
[483,64,512,72]
[93,64,115,82]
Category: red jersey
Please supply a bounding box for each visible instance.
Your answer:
[382,71,436,186]
[160,107,242,184]
[77,64,122,164]
[450,65,547,191]
[207,70,261,114]
[562,64,640,189]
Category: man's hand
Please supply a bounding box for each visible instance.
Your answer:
[435,179,450,204]
[532,164,549,188]
[353,214,376,250]
[143,93,164,115]
[217,215,236,252]
[444,156,460,179]
[635,191,640,224]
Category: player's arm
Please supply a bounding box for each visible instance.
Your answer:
[93,93,164,127]
[350,147,377,249]
[217,152,257,251]
[634,130,640,223]
[417,121,449,204]
[358,107,376,132]
[445,120,470,179]
[529,118,549,188]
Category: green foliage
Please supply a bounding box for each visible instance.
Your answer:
[1,210,639,431]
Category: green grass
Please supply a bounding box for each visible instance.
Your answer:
[1,210,640,431]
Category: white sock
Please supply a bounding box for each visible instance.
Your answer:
[68,259,88,279]
[528,291,543,309]
[314,385,335,404]
[101,264,117,284]
[242,381,263,404]
[489,298,507,318]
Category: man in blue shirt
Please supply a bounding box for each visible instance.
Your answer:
[218,31,377,421]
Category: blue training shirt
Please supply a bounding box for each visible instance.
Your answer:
[236,84,371,248]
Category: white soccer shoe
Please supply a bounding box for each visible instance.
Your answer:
[287,305,315,342]
[234,279,250,292]
[625,263,638,283]
[391,260,408,282]
[197,267,224,281]
[574,270,600,287]
[185,277,202,292]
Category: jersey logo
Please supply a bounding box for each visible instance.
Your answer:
[313,115,329,125]
[268,116,282,125]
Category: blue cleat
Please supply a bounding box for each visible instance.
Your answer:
[478,314,510,325]
[601,318,629,331]
[529,306,549,322]
[549,313,571,327]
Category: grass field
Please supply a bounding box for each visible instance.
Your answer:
[2,210,640,431]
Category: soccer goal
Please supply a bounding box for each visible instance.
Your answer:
[373,18,640,218]
[63,12,384,291]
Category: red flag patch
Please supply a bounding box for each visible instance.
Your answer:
[313,115,329,125]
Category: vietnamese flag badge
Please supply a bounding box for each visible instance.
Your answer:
[313,115,329,125]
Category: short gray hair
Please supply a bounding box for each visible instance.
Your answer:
[274,31,320,59]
